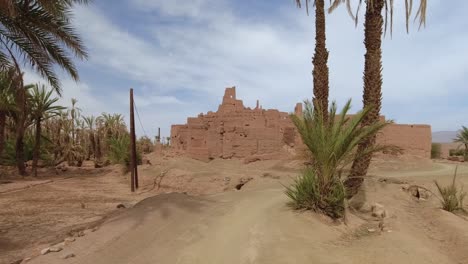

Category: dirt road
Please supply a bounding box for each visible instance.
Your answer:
[28,163,468,264]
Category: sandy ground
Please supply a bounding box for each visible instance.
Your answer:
[1,153,468,264]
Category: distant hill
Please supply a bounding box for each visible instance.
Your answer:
[432,131,458,143]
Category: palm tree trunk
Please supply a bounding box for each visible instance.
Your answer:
[345,0,384,198]
[90,131,96,160]
[15,86,26,175]
[0,111,6,158]
[32,118,41,177]
[313,0,329,121]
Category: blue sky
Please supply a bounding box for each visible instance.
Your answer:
[24,0,468,138]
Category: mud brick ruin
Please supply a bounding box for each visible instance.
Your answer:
[171,87,431,161]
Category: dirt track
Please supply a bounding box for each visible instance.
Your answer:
[25,161,468,264]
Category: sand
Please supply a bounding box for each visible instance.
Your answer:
[1,154,468,264]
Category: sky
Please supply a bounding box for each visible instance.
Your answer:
[24,0,468,138]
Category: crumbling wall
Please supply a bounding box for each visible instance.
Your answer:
[171,87,298,161]
[378,124,432,158]
[171,87,432,161]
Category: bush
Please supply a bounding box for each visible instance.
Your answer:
[434,166,466,213]
[0,137,35,165]
[449,149,464,157]
[431,143,441,159]
[287,99,391,219]
[108,134,142,172]
[285,168,345,218]
[137,136,154,154]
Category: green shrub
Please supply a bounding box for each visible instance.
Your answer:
[434,166,466,213]
[287,99,391,219]
[285,168,345,218]
[108,134,142,172]
[449,149,464,157]
[137,136,154,154]
[0,137,35,165]
[431,143,441,159]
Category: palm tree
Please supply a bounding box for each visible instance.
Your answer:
[295,0,343,121]
[29,84,65,176]
[70,98,81,144]
[0,0,89,90]
[0,0,89,175]
[83,115,96,160]
[454,126,468,157]
[287,99,391,218]
[0,68,16,157]
[330,0,427,197]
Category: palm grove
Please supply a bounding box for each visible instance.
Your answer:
[0,1,150,176]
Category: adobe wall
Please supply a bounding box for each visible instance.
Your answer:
[378,124,432,158]
[171,87,432,161]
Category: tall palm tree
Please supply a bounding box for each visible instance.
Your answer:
[454,126,468,157]
[0,0,89,89]
[29,84,65,176]
[330,0,427,197]
[83,115,96,160]
[0,69,16,157]
[295,0,343,121]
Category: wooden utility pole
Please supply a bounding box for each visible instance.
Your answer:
[157,127,161,143]
[129,88,138,192]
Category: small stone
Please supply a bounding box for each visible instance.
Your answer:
[387,230,393,233]
[54,242,66,248]
[73,231,85,237]
[62,253,75,259]
[371,203,387,218]
[20,257,31,263]
[116,203,126,209]
[49,246,63,252]
[64,237,75,243]
[367,228,376,233]
[40,248,50,255]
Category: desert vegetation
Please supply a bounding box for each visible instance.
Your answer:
[0,1,155,177]
[288,0,428,217]
[286,99,390,218]
[434,167,467,213]
[0,83,150,175]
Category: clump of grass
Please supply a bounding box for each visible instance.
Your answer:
[285,167,345,218]
[434,166,466,213]
[431,143,441,159]
[286,99,391,219]
[108,134,141,172]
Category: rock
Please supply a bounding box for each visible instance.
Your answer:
[62,253,75,259]
[371,203,387,218]
[223,177,231,182]
[367,228,376,233]
[40,248,50,255]
[73,231,85,237]
[378,177,407,184]
[116,203,126,209]
[83,229,94,235]
[53,242,66,248]
[262,172,280,179]
[407,185,431,200]
[64,237,75,243]
[20,258,31,263]
[243,156,261,164]
[49,246,63,252]
[10,259,23,264]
